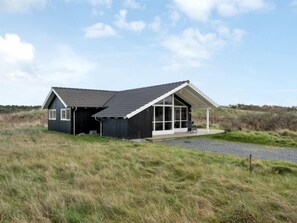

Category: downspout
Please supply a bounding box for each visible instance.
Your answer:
[73,107,78,135]
[95,117,103,137]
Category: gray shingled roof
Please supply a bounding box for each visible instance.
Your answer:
[93,80,189,118]
[53,87,117,108]
[44,81,189,117]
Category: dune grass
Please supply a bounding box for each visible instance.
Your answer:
[207,130,297,148]
[0,124,297,222]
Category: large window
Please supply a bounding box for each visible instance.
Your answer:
[174,106,188,128]
[49,109,56,120]
[153,95,188,133]
[154,106,173,131]
[61,108,71,121]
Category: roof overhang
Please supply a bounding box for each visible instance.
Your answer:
[41,88,67,109]
[175,83,218,109]
[125,82,218,119]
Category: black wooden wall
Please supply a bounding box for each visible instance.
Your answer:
[102,118,128,138]
[128,107,153,139]
[101,107,153,139]
[48,96,72,134]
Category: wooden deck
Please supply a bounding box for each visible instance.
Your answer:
[146,129,224,142]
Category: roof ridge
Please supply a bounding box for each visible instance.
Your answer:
[119,80,189,92]
[52,81,189,93]
[102,91,119,107]
[53,86,117,93]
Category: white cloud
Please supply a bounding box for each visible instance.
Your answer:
[0,41,96,105]
[0,0,47,13]
[91,8,104,16]
[123,0,144,9]
[0,34,95,86]
[169,10,181,25]
[89,0,112,7]
[150,16,162,32]
[174,0,268,22]
[213,21,246,42]
[39,45,96,84]
[163,28,225,69]
[291,0,297,7]
[84,22,117,38]
[115,10,146,32]
[0,34,34,64]
[163,26,245,70]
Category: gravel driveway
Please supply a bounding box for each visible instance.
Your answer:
[161,138,297,163]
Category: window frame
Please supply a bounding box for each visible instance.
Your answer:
[48,109,56,120]
[61,108,71,121]
[173,98,188,129]
[152,95,189,135]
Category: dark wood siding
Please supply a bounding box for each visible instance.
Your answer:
[128,107,153,139]
[102,118,128,138]
[74,108,103,134]
[48,96,72,134]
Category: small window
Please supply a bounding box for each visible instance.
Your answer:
[165,122,172,130]
[61,108,71,121]
[49,109,56,120]
[181,107,187,120]
[165,107,172,121]
[174,98,185,106]
[181,121,188,128]
[155,107,163,122]
[155,122,163,131]
[164,95,173,105]
[175,107,181,120]
[156,100,163,105]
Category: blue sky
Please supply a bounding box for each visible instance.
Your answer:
[0,0,297,106]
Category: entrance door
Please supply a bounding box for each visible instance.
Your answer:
[174,99,188,133]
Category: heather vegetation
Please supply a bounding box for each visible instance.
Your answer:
[0,105,41,114]
[0,108,297,222]
[194,104,297,132]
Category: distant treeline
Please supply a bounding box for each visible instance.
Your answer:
[227,104,297,112]
[0,105,41,114]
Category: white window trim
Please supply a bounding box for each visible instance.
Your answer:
[49,109,56,120]
[61,108,71,121]
[152,95,189,136]
[174,106,188,129]
[152,96,174,133]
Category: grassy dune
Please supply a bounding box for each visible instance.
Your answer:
[0,110,297,222]
[208,131,297,148]
[192,107,257,129]
[0,109,47,128]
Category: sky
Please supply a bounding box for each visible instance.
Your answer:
[0,0,297,106]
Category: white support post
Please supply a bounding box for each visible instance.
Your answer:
[100,120,103,137]
[172,94,175,132]
[206,108,210,133]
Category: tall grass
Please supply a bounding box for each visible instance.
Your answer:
[0,109,47,128]
[193,107,297,132]
[0,111,297,222]
[208,130,297,148]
